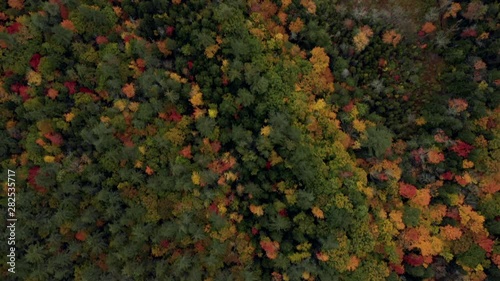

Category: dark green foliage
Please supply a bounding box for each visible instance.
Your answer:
[403,206,421,227]
[457,245,486,268]
[1,0,499,280]
[362,125,393,158]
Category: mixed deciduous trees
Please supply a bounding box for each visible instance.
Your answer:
[0,0,499,280]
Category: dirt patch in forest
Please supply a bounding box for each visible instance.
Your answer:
[338,0,438,38]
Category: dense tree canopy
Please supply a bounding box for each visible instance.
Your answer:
[1,0,499,280]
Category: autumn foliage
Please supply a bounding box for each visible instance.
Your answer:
[1,0,498,280]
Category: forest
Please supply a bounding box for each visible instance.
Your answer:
[0,0,499,280]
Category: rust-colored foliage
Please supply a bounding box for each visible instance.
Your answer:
[46,88,59,100]
[434,129,449,143]
[399,182,417,199]
[346,256,360,271]
[179,145,193,159]
[44,132,63,146]
[289,18,304,33]
[96,36,108,44]
[8,0,24,10]
[260,238,280,259]
[61,20,76,31]
[421,22,436,34]
[316,252,329,262]
[382,29,402,47]
[300,0,316,14]
[122,83,135,98]
[449,98,468,113]
[440,225,462,240]
[427,149,445,164]
[443,2,461,19]
[311,206,324,219]
[476,234,494,253]
[75,230,88,241]
[249,205,264,216]
[208,156,236,174]
[474,59,486,70]
[360,25,373,37]
[411,189,431,207]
